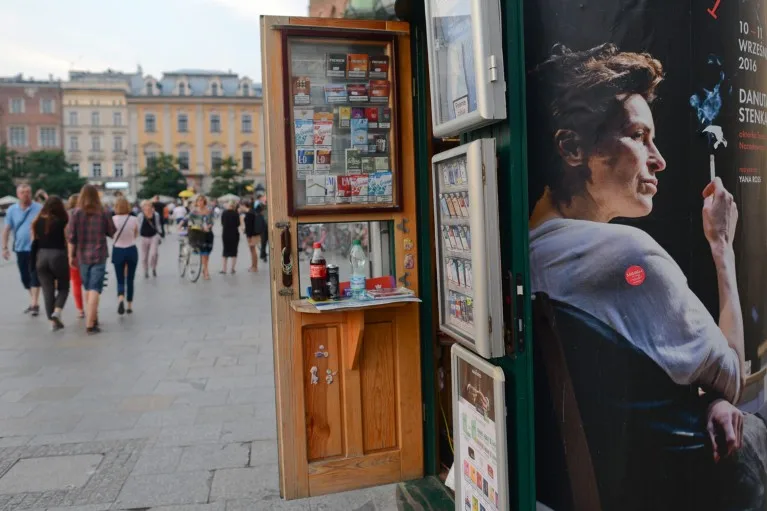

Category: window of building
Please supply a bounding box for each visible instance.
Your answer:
[40,98,54,114]
[113,111,122,126]
[178,114,188,133]
[69,136,79,151]
[145,114,156,133]
[10,98,24,114]
[179,82,186,96]
[91,111,100,126]
[114,163,124,177]
[91,162,102,177]
[9,127,27,147]
[146,151,158,167]
[113,136,123,151]
[211,83,219,96]
[69,111,78,126]
[146,82,153,95]
[241,114,252,133]
[178,151,190,170]
[71,163,80,174]
[242,83,250,96]
[210,114,221,133]
[211,150,222,170]
[242,150,253,170]
[92,136,101,151]
[40,127,57,148]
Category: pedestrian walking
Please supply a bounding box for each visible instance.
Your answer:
[66,184,116,334]
[172,201,188,231]
[31,196,70,331]
[111,197,139,315]
[254,203,268,263]
[188,195,214,280]
[138,200,164,278]
[2,184,43,315]
[241,200,259,272]
[65,194,84,319]
[220,200,240,274]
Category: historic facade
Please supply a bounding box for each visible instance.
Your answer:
[0,75,62,154]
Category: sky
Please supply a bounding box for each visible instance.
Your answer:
[0,0,309,83]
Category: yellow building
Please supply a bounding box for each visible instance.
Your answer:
[127,70,264,192]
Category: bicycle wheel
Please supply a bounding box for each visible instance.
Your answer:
[186,248,202,283]
[178,242,189,278]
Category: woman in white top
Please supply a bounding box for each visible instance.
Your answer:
[111,197,139,315]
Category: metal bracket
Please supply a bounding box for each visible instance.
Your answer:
[279,288,294,297]
[398,272,411,288]
[488,55,499,83]
[396,218,409,234]
[275,221,291,230]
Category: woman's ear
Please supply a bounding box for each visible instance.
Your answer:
[554,129,586,167]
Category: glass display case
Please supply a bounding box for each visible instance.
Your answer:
[433,139,504,358]
[283,34,401,215]
[424,0,506,137]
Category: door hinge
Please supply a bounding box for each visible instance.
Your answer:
[482,163,486,185]
[488,315,493,334]
[488,55,499,83]
[515,276,525,353]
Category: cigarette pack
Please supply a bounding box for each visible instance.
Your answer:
[445,194,457,216]
[326,53,347,78]
[338,106,352,128]
[347,83,369,102]
[365,107,379,128]
[464,262,473,289]
[351,107,366,119]
[374,156,389,171]
[439,194,450,216]
[325,175,337,198]
[324,84,347,104]
[458,226,470,250]
[370,171,392,202]
[336,176,352,203]
[456,260,465,287]
[292,76,311,105]
[350,118,368,147]
[369,55,389,79]
[441,226,451,248]
[447,227,458,250]
[361,157,375,173]
[373,134,387,153]
[450,194,462,218]
[294,116,313,147]
[347,54,369,79]
[306,175,329,205]
[367,134,378,154]
[313,112,333,146]
[369,80,390,103]
[465,226,472,249]
[379,107,391,129]
[349,174,369,203]
[345,148,362,173]
[315,147,332,172]
[295,148,314,178]
[458,192,469,217]
[458,159,468,184]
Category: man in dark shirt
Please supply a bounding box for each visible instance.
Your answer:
[151,196,166,227]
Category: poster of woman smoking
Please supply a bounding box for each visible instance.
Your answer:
[524,0,767,509]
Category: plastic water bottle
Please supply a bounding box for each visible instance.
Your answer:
[349,239,367,299]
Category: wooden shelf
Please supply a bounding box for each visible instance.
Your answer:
[443,248,471,260]
[291,298,412,314]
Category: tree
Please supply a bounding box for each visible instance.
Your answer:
[0,145,16,197]
[22,150,87,198]
[209,156,245,198]
[138,153,187,199]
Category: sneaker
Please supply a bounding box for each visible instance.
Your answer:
[144,271,149,279]
[126,308,133,314]
[118,301,125,315]
[23,306,33,314]
[86,326,101,335]
[152,269,157,278]
[51,318,64,331]
[30,306,39,317]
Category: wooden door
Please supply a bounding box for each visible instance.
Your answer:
[260,16,423,500]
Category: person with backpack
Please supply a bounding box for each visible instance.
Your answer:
[138,200,165,278]
[2,184,43,316]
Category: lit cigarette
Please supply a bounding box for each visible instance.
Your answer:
[709,154,716,181]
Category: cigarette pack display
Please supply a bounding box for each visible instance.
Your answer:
[458,192,469,217]
[445,194,457,217]
[347,54,369,79]
[361,157,375,173]
[350,174,369,203]
[313,112,333,146]
[347,83,369,102]
[450,194,462,217]
[350,117,368,147]
[441,226,452,247]
[345,148,362,173]
[459,226,471,251]
[293,76,311,105]
[374,134,387,153]
[338,106,352,128]
[374,156,389,171]
[369,55,389,79]
[365,107,379,128]
[369,80,390,103]
[326,53,347,78]
[306,175,329,205]
[336,175,352,203]
[294,119,314,147]
[315,147,332,172]
[458,159,468,184]
[324,84,347,104]
[296,148,314,178]
[448,226,458,249]
[369,171,392,202]
[439,195,450,217]
[379,107,391,129]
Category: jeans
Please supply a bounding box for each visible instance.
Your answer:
[36,248,69,319]
[140,235,160,272]
[15,251,40,289]
[80,263,106,293]
[112,246,138,302]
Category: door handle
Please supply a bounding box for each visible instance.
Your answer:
[278,222,293,291]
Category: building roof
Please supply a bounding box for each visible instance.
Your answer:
[128,70,262,98]
[0,74,60,86]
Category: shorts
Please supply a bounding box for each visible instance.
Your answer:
[15,251,40,289]
[175,218,184,225]
[80,263,107,293]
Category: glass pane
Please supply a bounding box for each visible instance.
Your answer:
[297,221,394,298]
[288,38,396,211]
[429,0,477,123]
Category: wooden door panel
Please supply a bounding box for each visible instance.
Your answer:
[360,317,397,453]
[303,324,343,461]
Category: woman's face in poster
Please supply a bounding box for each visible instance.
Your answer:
[585,94,667,219]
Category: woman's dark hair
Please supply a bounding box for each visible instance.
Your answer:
[33,196,68,236]
[527,43,664,208]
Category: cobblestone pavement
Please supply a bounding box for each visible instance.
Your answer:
[0,227,397,510]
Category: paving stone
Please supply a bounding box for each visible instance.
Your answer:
[113,470,211,508]
[210,466,280,501]
[95,427,161,441]
[149,503,227,511]
[227,388,276,406]
[178,443,249,472]
[155,423,223,446]
[248,441,278,467]
[21,386,82,402]
[155,379,209,394]
[27,431,98,446]
[119,394,176,412]
[73,412,140,432]
[195,405,255,425]
[226,497,310,511]
[220,418,277,443]
[46,505,112,511]
[132,446,183,474]
[0,454,103,493]
[135,407,198,428]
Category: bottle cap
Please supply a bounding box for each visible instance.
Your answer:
[352,239,361,245]
[313,242,322,249]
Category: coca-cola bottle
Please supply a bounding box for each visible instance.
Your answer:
[310,242,328,301]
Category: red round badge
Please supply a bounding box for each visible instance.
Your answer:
[625,265,646,286]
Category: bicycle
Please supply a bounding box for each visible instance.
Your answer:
[177,228,203,282]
